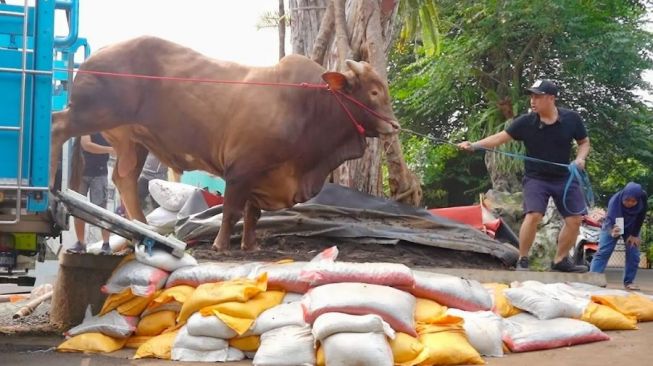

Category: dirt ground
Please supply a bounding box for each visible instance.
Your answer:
[190,235,509,269]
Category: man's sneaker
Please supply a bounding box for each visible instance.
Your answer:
[100,242,112,255]
[515,256,529,271]
[551,257,588,273]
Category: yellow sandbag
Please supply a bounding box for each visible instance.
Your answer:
[57,332,127,353]
[177,274,268,323]
[316,345,325,366]
[581,302,637,330]
[134,330,178,360]
[483,283,521,318]
[417,315,484,365]
[229,335,260,352]
[136,310,178,336]
[390,332,430,366]
[146,285,195,312]
[592,294,653,322]
[414,298,448,323]
[125,335,152,349]
[100,288,135,316]
[200,290,285,335]
[117,290,161,316]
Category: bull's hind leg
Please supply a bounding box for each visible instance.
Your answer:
[212,183,250,252]
[241,200,261,251]
[106,131,149,223]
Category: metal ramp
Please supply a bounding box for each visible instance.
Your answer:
[55,189,187,258]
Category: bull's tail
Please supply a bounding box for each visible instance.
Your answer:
[69,137,85,192]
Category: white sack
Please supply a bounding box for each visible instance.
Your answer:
[401,271,492,311]
[166,262,260,288]
[101,260,168,297]
[312,312,395,342]
[135,245,197,272]
[87,234,130,255]
[148,179,198,211]
[447,309,504,357]
[186,312,238,339]
[145,206,178,234]
[322,332,393,366]
[65,307,137,339]
[253,325,315,366]
[249,262,311,293]
[250,301,307,336]
[504,286,589,320]
[300,261,414,287]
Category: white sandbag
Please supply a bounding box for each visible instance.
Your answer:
[148,179,199,211]
[566,282,632,297]
[504,286,589,320]
[173,326,229,351]
[250,262,311,293]
[65,307,137,339]
[135,245,197,272]
[86,234,130,255]
[312,312,395,342]
[282,292,303,304]
[101,260,168,297]
[401,271,492,311]
[186,312,238,339]
[302,282,416,336]
[145,206,178,234]
[250,301,307,336]
[172,346,244,362]
[322,331,393,366]
[253,325,315,366]
[244,351,256,359]
[166,262,260,288]
[300,261,414,287]
[447,309,504,357]
[503,313,609,352]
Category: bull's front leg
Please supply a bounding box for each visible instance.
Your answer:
[212,184,248,252]
[241,200,261,251]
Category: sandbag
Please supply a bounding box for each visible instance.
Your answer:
[300,261,414,287]
[142,285,194,316]
[200,290,285,335]
[302,282,416,336]
[172,326,228,351]
[503,313,609,352]
[322,331,394,366]
[135,245,197,272]
[591,293,653,322]
[102,259,169,297]
[403,271,492,311]
[414,298,447,323]
[483,283,521,318]
[66,308,137,339]
[186,312,238,339]
[229,335,260,352]
[581,302,638,330]
[145,206,178,234]
[166,262,261,288]
[504,286,589,320]
[116,290,161,317]
[87,234,129,255]
[172,346,245,363]
[148,179,198,211]
[99,288,136,316]
[57,332,128,353]
[312,312,395,342]
[177,274,267,323]
[389,332,429,366]
[136,310,177,336]
[282,292,303,303]
[447,308,504,357]
[249,301,307,335]
[250,261,311,293]
[134,330,179,360]
[253,325,315,366]
[416,316,485,365]
[125,335,151,349]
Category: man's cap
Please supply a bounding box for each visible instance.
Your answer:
[527,79,558,97]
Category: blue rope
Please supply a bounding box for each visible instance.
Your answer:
[400,128,594,214]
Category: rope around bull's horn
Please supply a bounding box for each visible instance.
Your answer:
[399,127,595,215]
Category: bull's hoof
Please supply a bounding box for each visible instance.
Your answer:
[241,244,261,252]
[211,244,230,253]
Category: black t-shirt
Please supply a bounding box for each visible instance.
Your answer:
[82,133,110,177]
[505,107,587,179]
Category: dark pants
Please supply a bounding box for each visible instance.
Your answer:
[523,176,587,217]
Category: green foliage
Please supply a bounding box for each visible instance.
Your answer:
[390,0,653,206]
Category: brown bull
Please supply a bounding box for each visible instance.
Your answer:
[50,36,399,252]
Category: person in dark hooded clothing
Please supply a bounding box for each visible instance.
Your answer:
[590,182,648,290]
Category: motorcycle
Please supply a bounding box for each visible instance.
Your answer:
[571,215,603,266]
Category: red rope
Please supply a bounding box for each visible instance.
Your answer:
[53,67,399,135]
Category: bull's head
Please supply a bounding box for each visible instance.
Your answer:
[322,60,400,137]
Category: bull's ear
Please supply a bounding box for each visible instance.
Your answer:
[322,71,348,90]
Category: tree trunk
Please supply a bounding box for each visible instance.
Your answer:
[485,97,521,192]
[278,0,286,60]
[293,0,421,206]
[290,0,328,56]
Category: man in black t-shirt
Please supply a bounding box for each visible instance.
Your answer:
[68,133,115,255]
[458,80,591,273]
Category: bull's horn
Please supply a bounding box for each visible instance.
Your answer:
[345,59,365,75]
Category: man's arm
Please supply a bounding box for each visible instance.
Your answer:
[81,135,114,155]
[573,137,590,170]
[457,131,513,151]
